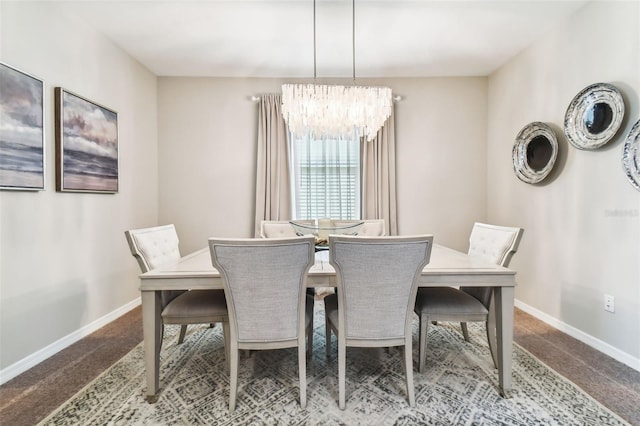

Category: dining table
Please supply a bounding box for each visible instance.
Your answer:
[138,243,517,402]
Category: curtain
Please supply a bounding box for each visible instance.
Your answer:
[254,94,292,237]
[361,105,398,235]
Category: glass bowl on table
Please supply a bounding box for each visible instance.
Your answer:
[290,219,364,250]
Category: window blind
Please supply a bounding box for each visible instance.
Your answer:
[290,135,361,220]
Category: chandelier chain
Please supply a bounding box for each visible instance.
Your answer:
[281,0,392,142]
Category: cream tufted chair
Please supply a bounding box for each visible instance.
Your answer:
[333,219,386,236]
[125,225,229,355]
[414,222,523,373]
[260,220,315,238]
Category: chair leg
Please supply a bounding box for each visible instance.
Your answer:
[177,325,188,344]
[229,346,239,411]
[158,323,165,355]
[298,340,307,408]
[338,339,346,410]
[404,343,415,407]
[461,322,470,342]
[325,318,332,358]
[418,314,430,373]
[486,311,499,369]
[307,308,314,359]
[223,321,231,371]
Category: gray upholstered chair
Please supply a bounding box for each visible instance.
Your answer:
[209,236,315,411]
[324,235,433,409]
[414,222,524,373]
[333,219,386,236]
[259,220,314,238]
[125,224,229,354]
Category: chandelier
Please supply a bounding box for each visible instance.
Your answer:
[281,0,392,142]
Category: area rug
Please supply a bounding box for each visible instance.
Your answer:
[39,300,629,425]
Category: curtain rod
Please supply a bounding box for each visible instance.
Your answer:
[250,95,403,102]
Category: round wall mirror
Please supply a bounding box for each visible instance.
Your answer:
[622,119,640,191]
[513,122,558,184]
[564,83,625,150]
[584,103,613,134]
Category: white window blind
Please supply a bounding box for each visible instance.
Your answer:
[290,135,361,220]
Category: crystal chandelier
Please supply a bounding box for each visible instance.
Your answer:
[281,0,392,142]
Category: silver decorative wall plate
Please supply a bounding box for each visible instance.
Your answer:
[622,119,640,191]
[564,83,625,150]
[513,122,558,184]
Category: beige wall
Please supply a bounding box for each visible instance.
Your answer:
[157,77,488,254]
[0,2,158,371]
[488,1,640,362]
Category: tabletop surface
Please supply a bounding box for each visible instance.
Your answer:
[140,244,516,280]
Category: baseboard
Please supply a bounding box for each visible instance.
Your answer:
[515,299,639,372]
[0,297,141,385]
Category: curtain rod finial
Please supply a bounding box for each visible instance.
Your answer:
[250,95,261,102]
[393,95,403,102]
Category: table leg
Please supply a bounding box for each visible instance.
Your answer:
[494,285,514,398]
[141,290,162,402]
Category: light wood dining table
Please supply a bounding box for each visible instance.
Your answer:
[138,244,517,402]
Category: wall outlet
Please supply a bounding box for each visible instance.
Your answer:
[604,294,615,313]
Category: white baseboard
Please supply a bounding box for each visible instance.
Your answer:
[515,299,639,372]
[0,297,141,385]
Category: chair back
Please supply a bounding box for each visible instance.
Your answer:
[260,220,314,238]
[462,222,524,306]
[329,235,433,340]
[209,237,315,343]
[125,224,181,273]
[124,224,183,307]
[333,219,386,236]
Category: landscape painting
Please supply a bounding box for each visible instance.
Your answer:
[55,88,118,193]
[0,62,45,191]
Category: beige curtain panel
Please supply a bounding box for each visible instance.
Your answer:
[361,105,398,235]
[254,94,293,237]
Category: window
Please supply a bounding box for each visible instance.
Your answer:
[290,135,360,220]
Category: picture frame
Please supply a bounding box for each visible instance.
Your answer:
[55,87,118,193]
[0,62,45,191]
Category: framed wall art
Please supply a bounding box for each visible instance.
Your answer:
[0,62,45,191]
[55,87,118,193]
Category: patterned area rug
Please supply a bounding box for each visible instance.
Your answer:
[40,300,628,425]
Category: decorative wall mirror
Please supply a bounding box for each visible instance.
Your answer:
[564,83,625,150]
[622,119,640,191]
[513,122,558,184]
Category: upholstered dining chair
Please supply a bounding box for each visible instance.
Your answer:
[333,219,386,236]
[259,220,314,238]
[209,236,316,411]
[414,222,524,373]
[324,235,433,409]
[125,224,229,355]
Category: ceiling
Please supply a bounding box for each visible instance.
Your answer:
[55,0,589,78]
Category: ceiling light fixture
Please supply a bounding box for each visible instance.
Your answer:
[281,0,392,142]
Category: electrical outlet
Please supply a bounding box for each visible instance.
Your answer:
[604,294,615,313]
